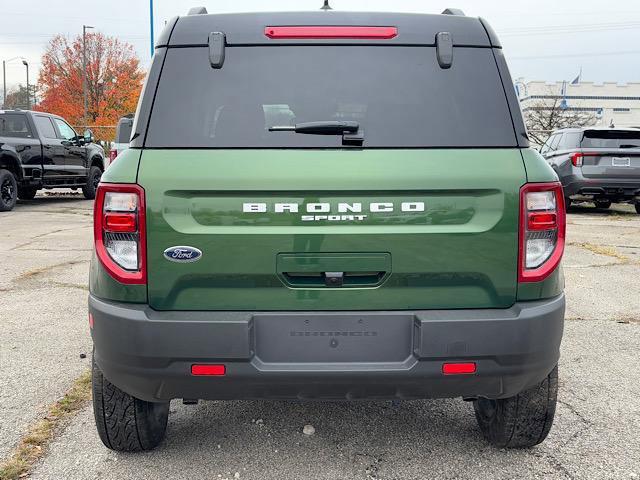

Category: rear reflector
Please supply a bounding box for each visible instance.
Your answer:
[442,362,477,375]
[89,313,94,329]
[191,364,226,376]
[264,26,398,39]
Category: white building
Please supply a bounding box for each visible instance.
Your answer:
[516,79,640,129]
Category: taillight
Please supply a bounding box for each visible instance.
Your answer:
[94,184,146,284]
[570,152,599,167]
[109,149,117,162]
[264,26,398,39]
[519,183,565,282]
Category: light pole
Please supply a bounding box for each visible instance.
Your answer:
[22,60,29,110]
[149,0,155,57]
[2,56,25,108]
[83,25,94,125]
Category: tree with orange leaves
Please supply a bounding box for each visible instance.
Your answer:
[37,32,144,140]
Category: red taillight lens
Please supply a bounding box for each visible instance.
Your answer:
[104,212,136,232]
[109,149,117,162]
[94,184,146,285]
[442,362,476,375]
[264,26,397,39]
[570,153,582,167]
[519,183,565,283]
[527,212,557,231]
[191,364,226,376]
[571,152,600,167]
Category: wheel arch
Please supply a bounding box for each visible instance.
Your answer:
[0,152,23,180]
[90,155,105,171]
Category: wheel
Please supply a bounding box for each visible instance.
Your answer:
[594,199,611,209]
[83,166,102,199]
[0,169,18,212]
[635,203,640,214]
[473,365,558,448]
[17,186,38,200]
[92,356,169,451]
[564,197,572,210]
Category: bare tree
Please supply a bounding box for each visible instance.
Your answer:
[522,91,597,147]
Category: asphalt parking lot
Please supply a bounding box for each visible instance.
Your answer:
[1,192,639,480]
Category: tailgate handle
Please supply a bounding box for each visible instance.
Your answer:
[281,271,386,288]
[277,252,391,289]
[324,271,344,287]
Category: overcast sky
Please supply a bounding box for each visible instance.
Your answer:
[2,0,639,91]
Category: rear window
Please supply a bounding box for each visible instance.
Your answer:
[581,130,640,149]
[146,46,516,148]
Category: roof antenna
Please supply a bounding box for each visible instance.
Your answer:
[321,0,332,10]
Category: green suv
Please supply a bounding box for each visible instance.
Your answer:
[89,7,566,451]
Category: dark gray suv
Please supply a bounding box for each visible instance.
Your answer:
[541,127,640,212]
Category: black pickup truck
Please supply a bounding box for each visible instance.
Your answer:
[0,109,105,211]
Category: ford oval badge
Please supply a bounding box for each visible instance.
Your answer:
[163,246,202,263]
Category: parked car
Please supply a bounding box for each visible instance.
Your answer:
[89,7,566,451]
[108,114,134,167]
[0,109,105,211]
[540,127,640,212]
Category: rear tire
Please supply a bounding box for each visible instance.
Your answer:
[635,203,640,214]
[473,366,558,448]
[0,169,18,212]
[92,357,169,451]
[594,199,611,209]
[564,197,572,210]
[18,186,38,200]
[83,166,102,200]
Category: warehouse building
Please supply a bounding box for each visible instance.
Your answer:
[516,79,640,129]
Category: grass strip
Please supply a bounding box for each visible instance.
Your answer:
[0,370,91,480]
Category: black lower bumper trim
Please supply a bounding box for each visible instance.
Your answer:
[90,294,565,402]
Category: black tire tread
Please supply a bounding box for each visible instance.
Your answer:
[92,358,169,451]
[82,166,102,200]
[473,366,558,448]
[0,169,18,211]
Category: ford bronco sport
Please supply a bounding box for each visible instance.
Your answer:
[89,7,566,451]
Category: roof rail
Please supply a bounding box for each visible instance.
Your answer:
[187,6,208,15]
[442,8,465,16]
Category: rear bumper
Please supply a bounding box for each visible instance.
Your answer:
[90,294,565,402]
[562,175,640,199]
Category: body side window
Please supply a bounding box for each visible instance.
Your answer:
[53,118,77,141]
[0,113,33,138]
[34,115,58,139]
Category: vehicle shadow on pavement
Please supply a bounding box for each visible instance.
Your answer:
[15,196,87,207]
[567,202,636,217]
[110,398,546,479]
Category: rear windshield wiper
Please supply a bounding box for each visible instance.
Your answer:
[269,121,363,144]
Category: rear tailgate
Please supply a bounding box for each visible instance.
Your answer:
[580,130,640,180]
[139,149,525,311]
[580,150,640,180]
